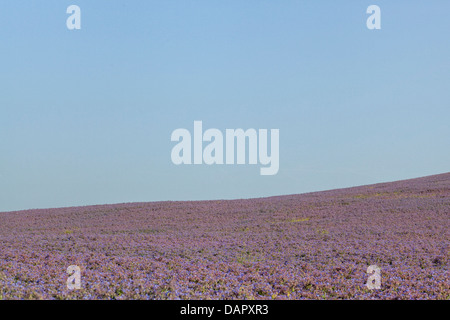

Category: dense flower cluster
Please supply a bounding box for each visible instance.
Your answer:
[0,173,448,299]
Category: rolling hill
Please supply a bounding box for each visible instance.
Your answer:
[0,173,448,299]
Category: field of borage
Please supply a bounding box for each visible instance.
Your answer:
[0,173,448,300]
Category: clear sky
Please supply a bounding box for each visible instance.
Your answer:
[1,1,449,212]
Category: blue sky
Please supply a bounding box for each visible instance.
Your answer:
[1,1,449,212]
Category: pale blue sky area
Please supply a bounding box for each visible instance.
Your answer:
[1,1,449,211]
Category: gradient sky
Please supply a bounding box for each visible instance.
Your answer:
[1,1,449,212]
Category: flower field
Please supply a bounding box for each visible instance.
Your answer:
[0,173,448,299]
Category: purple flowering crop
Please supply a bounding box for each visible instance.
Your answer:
[0,173,448,299]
